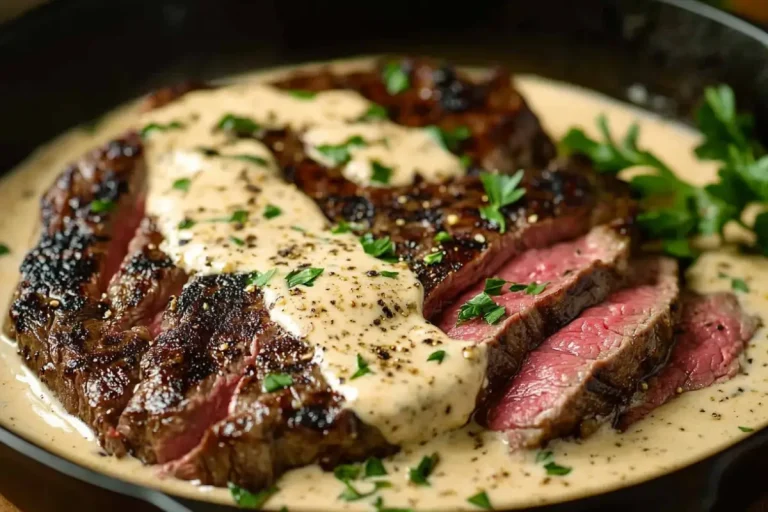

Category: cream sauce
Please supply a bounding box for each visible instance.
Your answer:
[0,58,766,511]
[139,85,485,444]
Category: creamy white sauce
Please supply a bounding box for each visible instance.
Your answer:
[140,85,485,443]
[0,58,766,511]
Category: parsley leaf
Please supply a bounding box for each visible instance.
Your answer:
[230,210,249,224]
[373,496,414,512]
[286,267,324,288]
[90,199,115,214]
[478,170,526,233]
[230,236,245,246]
[457,292,506,325]
[409,453,439,486]
[262,373,293,393]
[739,426,754,432]
[339,481,392,502]
[351,354,372,380]
[361,103,389,121]
[140,121,184,138]
[423,251,445,265]
[544,461,572,476]
[695,84,759,161]
[228,483,277,509]
[467,491,493,510]
[371,161,393,185]
[364,457,388,478]
[360,233,397,261]
[535,450,554,463]
[425,125,471,152]
[484,278,507,296]
[263,204,282,219]
[331,220,364,234]
[333,464,361,482]
[380,271,399,278]
[230,154,269,166]
[172,178,191,192]
[427,350,446,364]
[246,269,277,288]
[315,135,367,166]
[434,231,452,243]
[287,89,316,100]
[382,62,410,95]
[216,114,261,136]
[525,282,549,295]
[178,218,195,230]
[0,244,9,256]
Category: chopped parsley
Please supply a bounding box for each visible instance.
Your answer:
[230,210,249,224]
[262,373,293,393]
[739,426,754,432]
[286,267,324,288]
[467,491,493,510]
[290,225,306,233]
[230,236,245,246]
[425,125,471,152]
[140,121,184,137]
[719,272,750,293]
[361,103,389,121]
[460,154,473,168]
[90,199,115,214]
[315,135,366,166]
[434,231,452,243]
[525,282,549,295]
[360,233,397,261]
[287,89,316,100]
[263,204,282,219]
[227,482,277,509]
[246,269,277,288]
[427,350,446,364]
[172,178,191,192]
[457,292,506,325]
[371,161,393,185]
[380,271,399,278]
[423,250,445,265]
[230,154,268,166]
[350,354,372,380]
[478,170,526,233]
[178,218,195,230]
[373,496,414,512]
[364,457,388,478]
[561,84,768,258]
[409,453,439,486]
[334,464,361,482]
[382,62,410,95]
[0,244,9,256]
[535,450,553,463]
[331,220,364,234]
[483,278,507,296]
[544,461,572,476]
[216,113,261,136]
[338,481,392,502]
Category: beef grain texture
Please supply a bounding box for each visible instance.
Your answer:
[484,258,680,448]
[618,292,760,429]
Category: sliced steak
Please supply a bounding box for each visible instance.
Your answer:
[169,335,393,489]
[618,292,760,429]
[8,135,151,454]
[438,224,631,406]
[118,273,269,464]
[483,258,679,448]
[271,57,556,171]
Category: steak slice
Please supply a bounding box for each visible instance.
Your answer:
[618,292,760,429]
[169,335,393,489]
[271,57,556,171]
[437,224,631,406]
[118,273,269,464]
[8,135,150,454]
[483,258,679,448]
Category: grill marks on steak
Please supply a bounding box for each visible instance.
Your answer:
[8,135,156,454]
[169,334,394,489]
[483,258,680,448]
[271,57,556,171]
[438,225,631,406]
[618,293,760,429]
[268,129,633,317]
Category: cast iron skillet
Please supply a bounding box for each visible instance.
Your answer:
[2,0,768,510]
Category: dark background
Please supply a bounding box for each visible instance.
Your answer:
[2,1,768,511]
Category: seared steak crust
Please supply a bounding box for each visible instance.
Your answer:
[8,135,150,454]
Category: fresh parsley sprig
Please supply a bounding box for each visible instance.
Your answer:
[561,84,768,257]
[478,170,526,233]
